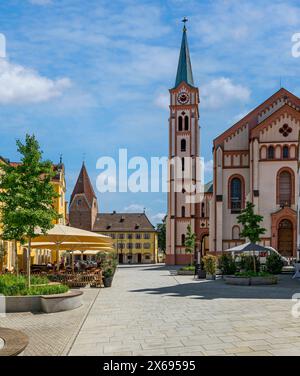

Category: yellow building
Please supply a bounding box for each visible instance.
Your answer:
[0,157,67,271]
[69,163,158,264]
[93,212,158,264]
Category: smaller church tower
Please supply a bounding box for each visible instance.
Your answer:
[69,163,98,231]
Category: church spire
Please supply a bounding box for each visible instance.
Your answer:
[175,17,194,88]
[70,162,97,206]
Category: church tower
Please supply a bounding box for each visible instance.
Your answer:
[166,20,201,265]
[69,163,98,231]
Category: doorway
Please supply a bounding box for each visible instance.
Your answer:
[137,253,142,263]
[118,253,124,264]
[278,219,293,257]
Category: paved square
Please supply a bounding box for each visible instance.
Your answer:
[68,265,300,356]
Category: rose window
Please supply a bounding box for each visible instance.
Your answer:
[279,124,292,137]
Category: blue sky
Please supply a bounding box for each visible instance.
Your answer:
[1,0,300,225]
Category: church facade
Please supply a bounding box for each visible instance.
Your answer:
[166,23,300,264]
[209,88,300,257]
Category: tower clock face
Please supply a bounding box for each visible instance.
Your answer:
[177,92,189,104]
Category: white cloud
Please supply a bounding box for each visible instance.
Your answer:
[202,78,250,109]
[0,59,71,104]
[154,92,169,110]
[29,0,52,5]
[151,212,165,223]
[204,159,213,175]
[123,204,145,213]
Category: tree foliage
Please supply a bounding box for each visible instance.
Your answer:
[237,201,266,243]
[185,224,196,265]
[0,134,60,284]
[156,216,166,253]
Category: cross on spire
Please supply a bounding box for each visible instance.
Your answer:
[182,16,188,31]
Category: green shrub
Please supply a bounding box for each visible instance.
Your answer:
[203,255,217,275]
[179,265,195,271]
[27,284,69,296]
[103,268,114,278]
[240,255,260,272]
[0,274,68,296]
[235,271,272,277]
[266,253,284,274]
[218,254,236,275]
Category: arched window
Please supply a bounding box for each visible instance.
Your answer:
[283,145,289,159]
[279,171,292,206]
[268,146,274,159]
[181,206,185,217]
[184,116,189,131]
[178,116,183,131]
[232,225,240,240]
[230,177,242,212]
[181,234,185,246]
[181,139,186,152]
[201,202,205,218]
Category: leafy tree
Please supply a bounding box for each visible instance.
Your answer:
[0,242,6,272]
[266,253,284,274]
[0,134,60,286]
[218,253,236,275]
[237,201,266,273]
[185,224,196,266]
[156,216,166,253]
[237,201,266,243]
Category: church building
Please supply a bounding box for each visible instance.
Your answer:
[166,22,300,264]
[209,88,300,257]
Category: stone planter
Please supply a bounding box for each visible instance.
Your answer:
[225,276,250,285]
[0,328,29,356]
[177,270,195,275]
[225,275,277,286]
[103,276,113,287]
[206,274,216,280]
[5,290,83,313]
[5,295,41,313]
[41,290,83,313]
[250,276,277,285]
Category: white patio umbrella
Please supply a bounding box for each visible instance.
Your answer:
[28,224,112,271]
[224,242,270,273]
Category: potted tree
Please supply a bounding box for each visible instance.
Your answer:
[103,267,114,287]
[203,255,217,280]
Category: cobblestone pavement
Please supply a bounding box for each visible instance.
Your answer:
[69,265,300,356]
[0,288,99,355]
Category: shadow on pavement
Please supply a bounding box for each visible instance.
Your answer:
[130,275,300,300]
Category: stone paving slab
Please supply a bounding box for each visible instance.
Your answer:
[0,288,99,356]
[68,265,300,356]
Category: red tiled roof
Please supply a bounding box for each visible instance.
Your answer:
[93,212,155,232]
[70,163,96,206]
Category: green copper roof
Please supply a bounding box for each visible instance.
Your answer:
[175,26,194,88]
